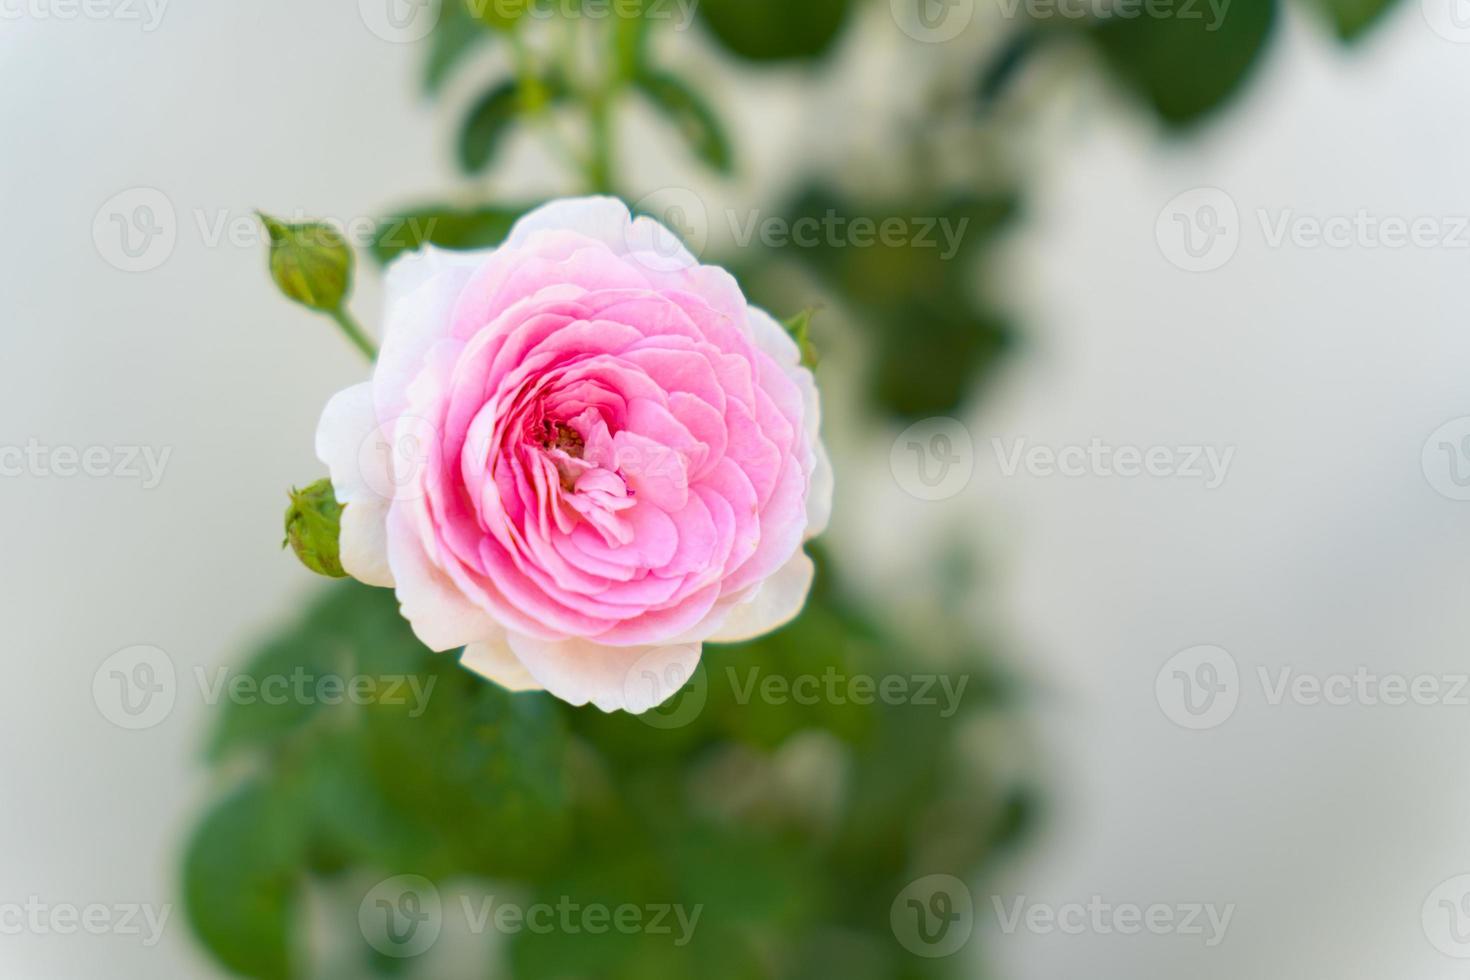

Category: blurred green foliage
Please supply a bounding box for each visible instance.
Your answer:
[185,564,1031,978]
[696,0,856,62]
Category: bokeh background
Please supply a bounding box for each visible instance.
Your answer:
[4,0,1470,977]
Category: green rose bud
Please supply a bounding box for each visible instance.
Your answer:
[258,212,353,313]
[283,479,346,579]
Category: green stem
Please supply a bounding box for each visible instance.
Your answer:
[587,93,614,194]
[329,307,378,361]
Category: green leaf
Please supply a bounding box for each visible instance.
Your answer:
[205,582,406,763]
[358,646,572,878]
[613,0,653,80]
[183,779,305,980]
[283,479,345,579]
[426,0,493,93]
[1310,0,1399,39]
[782,308,820,369]
[457,74,567,175]
[697,0,854,62]
[258,212,353,312]
[1090,0,1276,127]
[636,71,734,174]
[458,79,522,174]
[775,190,1017,419]
[296,728,441,875]
[371,203,528,265]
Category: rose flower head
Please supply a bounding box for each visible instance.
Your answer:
[316,198,831,713]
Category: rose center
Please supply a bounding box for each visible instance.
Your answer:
[540,420,585,458]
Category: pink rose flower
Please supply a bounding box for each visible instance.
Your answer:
[316,198,832,713]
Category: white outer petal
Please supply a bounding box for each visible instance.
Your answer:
[506,632,702,714]
[315,383,394,586]
[506,196,698,270]
[793,370,833,538]
[375,246,484,422]
[707,550,815,644]
[746,306,803,367]
[339,498,393,587]
[461,636,542,693]
[748,307,833,539]
[316,383,381,500]
[507,197,632,251]
[385,507,503,652]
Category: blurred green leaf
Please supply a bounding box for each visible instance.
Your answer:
[426,0,493,94]
[183,778,305,980]
[296,728,441,876]
[371,203,528,264]
[636,71,734,174]
[976,30,1042,107]
[1309,0,1399,39]
[359,642,573,878]
[1090,0,1276,127]
[206,583,396,762]
[458,75,568,174]
[465,0,526,31]
[458,79,524,174]
[613,0,654,80]
[776,190,1018,419]
[782,308,820,369]
[697,0,854,62]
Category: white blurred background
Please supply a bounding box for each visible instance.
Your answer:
[3,0,1470,977]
